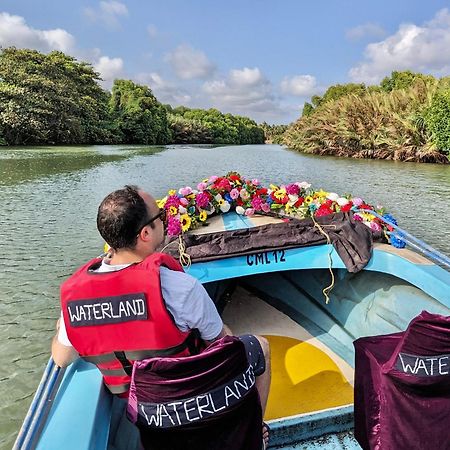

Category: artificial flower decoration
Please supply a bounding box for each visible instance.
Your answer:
[158,172,403,247]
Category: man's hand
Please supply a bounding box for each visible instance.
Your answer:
[51,319,79,367]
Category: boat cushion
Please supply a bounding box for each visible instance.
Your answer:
[127,335,263,450]
[354,311,450,450]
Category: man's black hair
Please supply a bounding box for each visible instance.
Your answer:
[97,185,153,250]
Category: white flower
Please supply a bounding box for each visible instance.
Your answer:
[288,194,299,204]
[178,206,187,214]
[327,192,339,202]
[220,201,231,213]
[214,194,223,202]
[336,197,350,206]
[297,181,311,189]
[236,206,245,215]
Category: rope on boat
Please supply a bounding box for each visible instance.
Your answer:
[177,235,192,269]
[311,215,335,304]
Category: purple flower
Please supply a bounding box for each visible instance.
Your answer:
[195,192,210,209]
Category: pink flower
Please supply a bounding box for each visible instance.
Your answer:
[245,208,255,216]
[195,192,210,209]
[251,196,264,211]
[261,203,271,213]
[167,216,182,236]
[353,213,363,222]
[286,184,300,195]
[217,178,232,191]
[352,197,364,207]
[165,195,181,208]
[179,197,189,206]
[370,222,382,232]
[209,175,218,183]
[251,178,260,186]
[197,182,207,191]
[230,188,240,200]
[240,189,250,200]
[179,186,193,196]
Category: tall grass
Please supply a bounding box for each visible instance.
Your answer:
[284,80,449,163]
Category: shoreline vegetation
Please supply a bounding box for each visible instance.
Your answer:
[0,48,449,163]
[283,71,450,164]
[0,48,264,147]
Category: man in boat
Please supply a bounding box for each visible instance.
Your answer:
[51,185,271,448]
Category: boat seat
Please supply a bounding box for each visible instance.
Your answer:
[354,311,450,450]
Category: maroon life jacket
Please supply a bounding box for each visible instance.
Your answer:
[61,253,202,395]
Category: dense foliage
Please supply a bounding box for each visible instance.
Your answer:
[285,71,450,163]
[0,47,264,146]
[109,80,171,144]
[260,123,288,143]
[167,106,265,145]
[0,47,111,145]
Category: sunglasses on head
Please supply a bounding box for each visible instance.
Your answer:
[137,208,167,234]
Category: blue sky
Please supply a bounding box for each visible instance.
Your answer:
[1,0,450,123]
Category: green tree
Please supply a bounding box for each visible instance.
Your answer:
[109,79,171,144]
[0,47,112,145]
[425,89,450,154]
[380,70,435,92]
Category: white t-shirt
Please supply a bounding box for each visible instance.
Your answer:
[58,261,223,346]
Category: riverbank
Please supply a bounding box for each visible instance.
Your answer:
[282,72,450,164]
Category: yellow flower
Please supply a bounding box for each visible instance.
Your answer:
[180,214,192,232]
[217,198,225,206]
[269,184,279,191]
[274,188,287,200]
[304,195,313,205]
[316,189,328,199]
[360,212,375,221]
[168,189,176,196]
[169,206,178,216]
[199,210,207,222]
[285,203,293,213]
[156,197,167,208]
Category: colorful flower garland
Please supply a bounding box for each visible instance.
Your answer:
[158,172,403,247]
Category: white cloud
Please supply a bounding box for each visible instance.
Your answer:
[346,23,386,41]
[84,1,128,28]
[136,72,192,105]
[0,12,75,52]
[280,75,318,96]
[95,56,124,88]
[147,24,158,38]
[350,8,450,84]
[165,44,215,80]
[202,67,284,121]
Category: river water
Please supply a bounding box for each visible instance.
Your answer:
[0,144,449,448]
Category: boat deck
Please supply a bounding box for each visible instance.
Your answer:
[223,287,354,421]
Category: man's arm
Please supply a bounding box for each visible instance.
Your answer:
[51,319,79,367]
[203,323,232,346]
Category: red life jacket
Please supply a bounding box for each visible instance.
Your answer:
[60,253,202,395]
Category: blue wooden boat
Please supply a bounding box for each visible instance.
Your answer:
[15,211,450,450]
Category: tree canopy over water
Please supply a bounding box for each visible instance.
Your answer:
[0,47,265,146]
